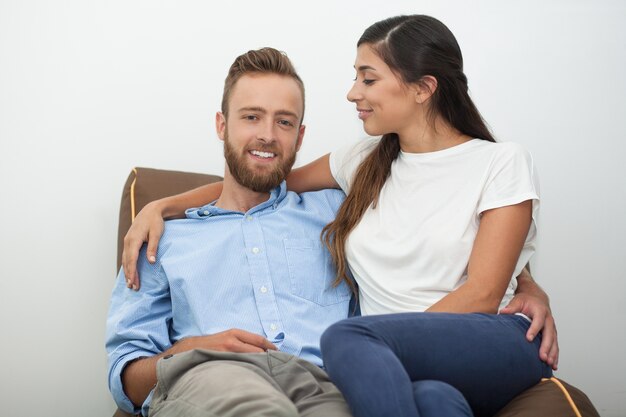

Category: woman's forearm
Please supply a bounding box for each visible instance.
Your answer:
[158,182,224,219]
[427,201,533,315]
[426,282,503,314]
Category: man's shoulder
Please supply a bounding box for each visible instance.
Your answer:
[159,216,214,248]
[286,188,346,210]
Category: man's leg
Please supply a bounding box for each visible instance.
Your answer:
[149,350,298,417]
[266,350,352,417]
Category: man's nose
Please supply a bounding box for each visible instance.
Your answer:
[256,120,276,143]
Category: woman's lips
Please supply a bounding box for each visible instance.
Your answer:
[357,109,373,120]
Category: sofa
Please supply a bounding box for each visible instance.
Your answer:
[110,167,600,417]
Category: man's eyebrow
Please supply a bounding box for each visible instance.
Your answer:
[275,110,299,119]
[238,106,267,113]
[238,107,299,119]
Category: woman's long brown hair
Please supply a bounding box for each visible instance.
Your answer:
[323,15,496,293]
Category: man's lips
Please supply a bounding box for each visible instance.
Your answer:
[249,149,277,161]
[357,109,373,120]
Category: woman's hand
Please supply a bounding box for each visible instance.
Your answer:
[122,201,165,291]
[501,283,559,370]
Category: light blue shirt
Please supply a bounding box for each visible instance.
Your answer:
[106,183,351,414]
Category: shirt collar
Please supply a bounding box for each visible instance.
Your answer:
[186,181,287,219]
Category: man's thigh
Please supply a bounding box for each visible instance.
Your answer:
[149,349,351,417]
[265,350,352,417]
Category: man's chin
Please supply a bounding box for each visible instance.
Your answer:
[243,178,283,193]
[234,169,286,193]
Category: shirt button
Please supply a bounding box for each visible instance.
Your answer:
[252,247,260,254]
[260,286,268,293]
[203,210,210,216]
[270,323,277,331]
[246,215,253,221]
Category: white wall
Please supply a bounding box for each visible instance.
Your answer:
[1,1,624,416]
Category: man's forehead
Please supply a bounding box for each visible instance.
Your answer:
[229,73,304,117]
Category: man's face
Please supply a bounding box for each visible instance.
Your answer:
[217,73,305,192]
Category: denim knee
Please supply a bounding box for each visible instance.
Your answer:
[412,380,473,417]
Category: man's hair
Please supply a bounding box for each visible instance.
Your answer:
[221,47,305,121]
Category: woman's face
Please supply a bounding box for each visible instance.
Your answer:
[347,44,419,137]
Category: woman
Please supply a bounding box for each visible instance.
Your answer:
[123,15,556,417]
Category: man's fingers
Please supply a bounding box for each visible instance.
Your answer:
[233,330,277,351]
[231,342,267,354]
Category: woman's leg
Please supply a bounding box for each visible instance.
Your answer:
[412,380,473,417]
[320,312,552,417]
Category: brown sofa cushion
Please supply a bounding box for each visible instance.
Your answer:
[495,377,599,417]
[117,167,223,272]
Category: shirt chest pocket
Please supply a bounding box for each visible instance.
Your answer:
[284,238,351,306]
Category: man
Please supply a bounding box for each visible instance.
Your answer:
[107,47,554,417]
[107,47,353,417]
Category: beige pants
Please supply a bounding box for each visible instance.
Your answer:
[148,349,352,417]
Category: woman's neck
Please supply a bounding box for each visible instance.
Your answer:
[397,115,471,154]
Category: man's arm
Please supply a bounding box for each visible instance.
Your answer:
[502,267,559,369]
[122,330,277,407]
[109,241,279,411]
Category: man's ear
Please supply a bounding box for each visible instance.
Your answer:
[295,124,306,152]
[414,75,438,104]
[215,112,226,141]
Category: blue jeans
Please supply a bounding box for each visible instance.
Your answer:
[320,312,552,417]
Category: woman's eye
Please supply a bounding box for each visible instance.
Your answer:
[363,79,375,85]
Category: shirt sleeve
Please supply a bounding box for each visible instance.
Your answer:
[477,142,540,279]
[105,248,173,414]
[329,137,379,193]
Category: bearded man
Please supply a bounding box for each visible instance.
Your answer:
[106,47,353,417]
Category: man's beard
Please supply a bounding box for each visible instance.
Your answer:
[223,133,296,193]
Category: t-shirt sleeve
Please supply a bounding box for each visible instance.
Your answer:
[329,137,379,193]
[478,142,540,279]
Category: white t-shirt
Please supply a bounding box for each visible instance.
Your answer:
[329,137,540,316]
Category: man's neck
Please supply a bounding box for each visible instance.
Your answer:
[214,173,272,213]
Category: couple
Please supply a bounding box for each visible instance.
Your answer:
[108,15,557,417]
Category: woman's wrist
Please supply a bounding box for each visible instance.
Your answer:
[148,198,180,220]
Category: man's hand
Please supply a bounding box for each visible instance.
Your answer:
[501,285,559,370]
[175,329,278,354]
[123,329,277,407]
[122,201,165,291]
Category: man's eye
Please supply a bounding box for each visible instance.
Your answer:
[278,120,294,127]
[245,115,258,120]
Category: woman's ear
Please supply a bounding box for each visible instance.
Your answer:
[414,75,438,104]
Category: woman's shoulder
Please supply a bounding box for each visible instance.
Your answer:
[496,141,534,164]
[475,140,533,163]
